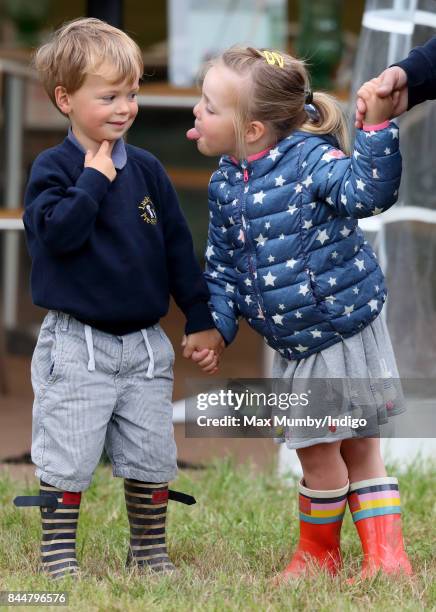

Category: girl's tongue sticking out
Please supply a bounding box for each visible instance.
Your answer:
[186,127,201,141]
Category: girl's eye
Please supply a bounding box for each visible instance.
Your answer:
[206,106,215,114]
[102,96,115,102]
[128,93,137,101]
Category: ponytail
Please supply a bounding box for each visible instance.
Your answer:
[301,91,350,155]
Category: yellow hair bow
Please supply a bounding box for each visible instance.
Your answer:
[261,50,285,68]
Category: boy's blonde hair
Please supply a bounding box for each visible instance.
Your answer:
[34,17,144,108]
[209,46,349,159]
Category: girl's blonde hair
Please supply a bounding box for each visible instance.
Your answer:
[34,17,144,108]
[210,46,349,159]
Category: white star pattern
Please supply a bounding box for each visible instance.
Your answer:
[245,295,252,305]
[238,229,245,243]
[331,251,338,259]
[372,207,384,215]
[205,245,214,259]
[228,216,235,225]
[254,233,267,247]
[316,229,329,245]
[303,220,313,230]
[267,254,275,263]
[299,284,309,296]
[368,299,378,311]
[232,198,238,206]
[279,233,285,240]
[275,175,286,187]
[217,265,225,272]
[343,305,355,317]
[220,226,227,233]
[325,295,336,303]
[227,300,234,308]
[340,226,351,238]
[354,258,365,271]
[268,147,281,161]
[263,271,277,286]
[265,222,271,229]
[328,277,337,287]
[311,329,322,338]
[287,205,297,215]
[253,191,266,204]
[286,258,298,268]
[294,183,303,194]
[295,311,303,319]
[244,278,252,286]
[384,147,391,155]
[302,174,313,188]
[295,344,308,352]
[353,287,359,294]
[341,194,348,205]
[356,178,365,190]
[390,128,399,139]
[353,150,360,159]
[272,313,284,325]
[372,168,379,178]
[279,304,285,310]
[212,312,219,321]
[210,271,218,278]
[225,283,234,293]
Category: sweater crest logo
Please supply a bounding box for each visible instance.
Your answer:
[138,196,157,224]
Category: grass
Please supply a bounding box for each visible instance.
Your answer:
[0,457,435,611]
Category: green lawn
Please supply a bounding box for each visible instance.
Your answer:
[0,458,435,611]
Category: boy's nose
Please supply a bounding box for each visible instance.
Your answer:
[193,102,200,118]
[116,99,130,114]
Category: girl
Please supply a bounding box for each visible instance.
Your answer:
[186,47,412,581]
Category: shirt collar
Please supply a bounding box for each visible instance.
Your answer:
[67,127,127,169]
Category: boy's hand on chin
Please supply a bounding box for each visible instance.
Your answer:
[84,140,117,181]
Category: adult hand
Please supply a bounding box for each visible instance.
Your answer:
[84,140,116,182]
[355,66,408,128]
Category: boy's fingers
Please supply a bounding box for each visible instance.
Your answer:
[356,97,366,114]
[190,348,210,362]
[197,350,216,368]
[182,343,195,359]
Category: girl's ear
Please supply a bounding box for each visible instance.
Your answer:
[245,120,267,145]
[55,86,72,115]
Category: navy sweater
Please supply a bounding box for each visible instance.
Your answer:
[24,137,214,336]
[395,36,436,109]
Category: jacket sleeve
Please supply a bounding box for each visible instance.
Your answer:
[304,122,402,218]
[24,151,111,255]
[394,36,436,109]
[155,160,215,335]
[203,188,240,345]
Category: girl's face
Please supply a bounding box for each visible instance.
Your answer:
[191,65,240,158]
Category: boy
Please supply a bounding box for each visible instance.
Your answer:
[16,17,222,579]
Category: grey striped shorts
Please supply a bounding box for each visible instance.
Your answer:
[31,311,178,491]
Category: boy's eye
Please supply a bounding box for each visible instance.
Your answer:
[206,106,215,114]
[102,95,115,102]
[128,92,137,101]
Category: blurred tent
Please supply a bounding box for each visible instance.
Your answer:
[352,0,436,378]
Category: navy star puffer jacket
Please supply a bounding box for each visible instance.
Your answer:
[204,123,401,360]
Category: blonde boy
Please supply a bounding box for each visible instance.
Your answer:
[17,18,221,578]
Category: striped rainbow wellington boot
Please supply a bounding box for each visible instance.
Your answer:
[39,482,81,579]
[348,476,412,578]
[277,479,349,581]
[124,479,176,573]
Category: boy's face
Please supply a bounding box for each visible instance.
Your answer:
[192,65,239,158]
[56,63,140,150]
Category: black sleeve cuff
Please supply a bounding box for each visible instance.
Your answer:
[184,302,216,335]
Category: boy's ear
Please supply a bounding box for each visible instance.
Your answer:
[54,86,71,115]
[245,120,267,145]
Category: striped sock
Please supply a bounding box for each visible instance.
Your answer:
[348,477,401,523]
[124,479,175,573]
[299,481,348,525]
[40,482,81,579]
